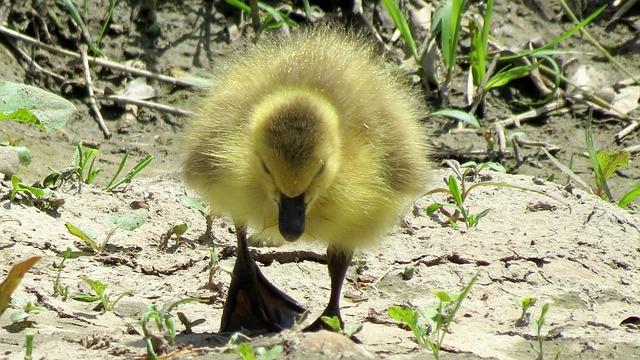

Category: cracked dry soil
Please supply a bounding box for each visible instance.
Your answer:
[1,169,639,359]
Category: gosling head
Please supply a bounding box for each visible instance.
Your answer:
[250,89,342,241]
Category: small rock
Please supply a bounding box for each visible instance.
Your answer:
[300,331,374,359]
[0,146,21,177]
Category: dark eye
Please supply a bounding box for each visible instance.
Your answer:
[317,163,325,175]
[262,161,271,174]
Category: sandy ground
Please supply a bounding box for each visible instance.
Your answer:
[1,169,639,359]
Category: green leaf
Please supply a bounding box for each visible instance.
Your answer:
[107,209,149,231]
[343,322,364,337]
[426,203,444,216]
[618,183,640,208]
[320,315,342,331]
[10,175,48,199]
[502,5,606,61]
[447,175,463,207]
[70,292,100,302]
[586,121,613,201]
[181,196,208,214]
[0,108,43,130]
[519,296,537,310]
[172,222,188,236]
[470,0,493,86]
[61,0,103,57]
[10,311,29,323]
[80,276,107,297]
[236,343,257,360]
[484,65,537,92]
[434,290,452,302]
[0,80,76,133]
[429,109,480,128]
[255,345,283,360]
[65,222,100,251]
[596,151,629,182]
[388,306,418,327]
[389,306,426,346]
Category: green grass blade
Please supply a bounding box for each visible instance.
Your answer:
[98,0,119,45]
[585,120,613,201]
[105,154,153,191]
[440,0,465,69]
[301,0,312,18]
[382,0,418,60]
[502,4,605,61]
[225,0,251,13]
[470,0,493,86]
[258,2,297,27]
[24,333,34,360]
[62,0,103,57]
[428,109,480,128]
[484,64,537,92]
[65,223,100,252]
[544,5,605,50]
[618,183,640,208]
[447,175,463,207]
[104,152,129,190]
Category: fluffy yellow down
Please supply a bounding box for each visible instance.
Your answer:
[183,25,431,251]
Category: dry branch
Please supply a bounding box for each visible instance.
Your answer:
[499,99,566,127]
[0,25,198,88]
[100,94,194,117]
[80,46,111,139]
[615,121,639,144]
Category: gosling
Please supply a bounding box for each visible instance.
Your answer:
[183,25,430,333]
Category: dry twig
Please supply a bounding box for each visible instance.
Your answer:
[615,121,639,144]
[80,46,111,138]
[1,38,66,82]
[0,25,198,88]
[100,94,194,117]
[499,99,566,127]
[623,144,640,154]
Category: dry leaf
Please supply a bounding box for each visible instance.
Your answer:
[0,256,41,317]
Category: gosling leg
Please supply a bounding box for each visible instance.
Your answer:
[219,223,305,333]
[304,245,353,331]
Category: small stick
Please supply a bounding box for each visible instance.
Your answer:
[80,46,111,139]
[614,121,639,144]
[514,138,560,153]
[541,148,592,194]
[1,37,65,82]
[101,94,194,117]
[493,122,507,157]
[0,25,198,88]
[499,99,566,127]
[623,144,640,154]
[248,0,261,40]
[512,134,523,164]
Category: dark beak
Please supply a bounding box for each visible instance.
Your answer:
[279,193,305,241]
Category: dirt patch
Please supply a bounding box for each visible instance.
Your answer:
[1,170,639,359]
